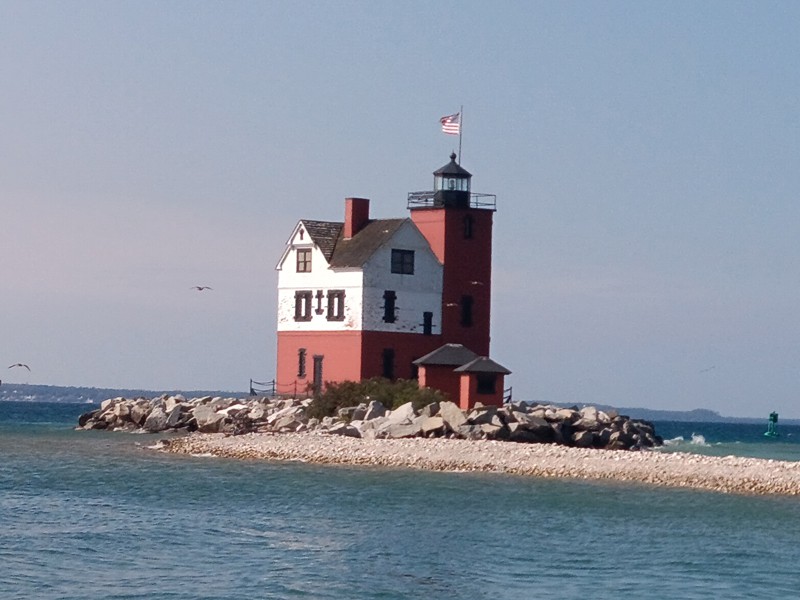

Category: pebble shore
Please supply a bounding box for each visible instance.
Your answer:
[163,432,800,496]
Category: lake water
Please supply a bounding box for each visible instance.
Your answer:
[2,401,799,599]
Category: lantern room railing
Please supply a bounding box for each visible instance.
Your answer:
[407,191,497,210]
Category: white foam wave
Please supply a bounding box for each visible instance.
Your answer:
[662,433,709,447]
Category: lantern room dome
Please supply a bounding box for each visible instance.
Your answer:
[433,153,471,207]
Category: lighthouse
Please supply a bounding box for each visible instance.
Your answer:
[407,152,494,355]
[275,154,509,407]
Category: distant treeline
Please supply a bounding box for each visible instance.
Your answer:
[0,383,248,405]
[1,383,794,424]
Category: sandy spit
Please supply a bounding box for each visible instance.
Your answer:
[163,432,800,496]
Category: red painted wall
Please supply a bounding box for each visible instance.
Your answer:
[458,373,505,410]
[417,364,460,403]
[410,206,494,355]
[360,331,443,381]
[276,331,362,395]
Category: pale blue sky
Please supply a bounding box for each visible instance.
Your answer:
[2,1,798,417]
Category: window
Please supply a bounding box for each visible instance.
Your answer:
[422,311,433,336]
[477,373,497,395]
[460,295,474,327]
[296,248,311,272]
[313,355,324,395]
[294,290,313,321]
[383,290,397,323]
[297,348,307,378]
[391,249,414,275]
[463,215,474,239]
[382,348,395,380]
[327,290,345,321]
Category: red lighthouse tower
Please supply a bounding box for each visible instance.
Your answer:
[408,153,495,355]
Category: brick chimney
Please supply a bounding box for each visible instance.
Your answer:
[344,197,370,239]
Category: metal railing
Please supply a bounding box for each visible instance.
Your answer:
[407,191,497,210]
[503,386,513,404]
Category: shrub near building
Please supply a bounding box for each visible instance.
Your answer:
[307,378,447,421]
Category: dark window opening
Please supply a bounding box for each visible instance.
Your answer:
[463,215,474,239]
[382,348,395,380]
[383,290,397,323]
[313,355,324,395]
[391,249,415,274]
[460,295,474,327]
[297,348,307,378]
[296,248,311,272]
[476,373,497,395]
[315,290,325,315]
[410,364,419,380]
[327,289,345,321]
[294,290,313,321]
[422,311,433,335]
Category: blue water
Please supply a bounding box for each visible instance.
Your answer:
[2,401,800,599]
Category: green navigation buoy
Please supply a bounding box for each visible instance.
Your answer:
[764,411,780,438]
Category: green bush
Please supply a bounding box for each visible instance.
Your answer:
[306,378,447,420]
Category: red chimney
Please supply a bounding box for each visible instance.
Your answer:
[344,197,370,239]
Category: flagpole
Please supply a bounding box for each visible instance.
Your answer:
[458,105,463,164]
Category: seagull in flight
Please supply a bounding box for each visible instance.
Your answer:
[191,286,213,291]
[8,363,30,371]
[469,281,484,286]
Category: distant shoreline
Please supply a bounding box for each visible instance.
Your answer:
[162,432,800,496]
[2,384,797,424]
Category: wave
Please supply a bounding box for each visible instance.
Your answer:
[663,433,710,447]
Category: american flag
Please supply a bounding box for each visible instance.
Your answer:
[440,112,460,135]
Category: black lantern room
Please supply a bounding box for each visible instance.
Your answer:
[433,152,472,208]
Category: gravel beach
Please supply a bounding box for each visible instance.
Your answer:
[163,432,800,496]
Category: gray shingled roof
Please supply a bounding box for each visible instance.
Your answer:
[328,219,408,268]
[412,344,479,366]
[300,220,343,262]
[453,356,511,374]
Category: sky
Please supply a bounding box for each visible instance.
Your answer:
[2,1,799,418]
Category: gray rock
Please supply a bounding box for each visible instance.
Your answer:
[421,416,445,435]
[363,400,387,420]
[419,402,440,418]
[467,406,498,426]
[385,402,416,424]
[438,401,467,431]
[328,423,361,438]
[130,401,150,426]
[379,421,421,439]
[193,404,225,433]
[143,407,168,432]
[572,430,595,448]
[166,405,183,429]
[457,424,483,440]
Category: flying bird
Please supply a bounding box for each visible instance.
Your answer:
[699,366,716,373]
[469,281,484,286]
[8,363,30,371]
[191,286,213,291]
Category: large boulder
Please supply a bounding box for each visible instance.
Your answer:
[143,407,169,433]
[420,416,445,436]
[438,401,467,431]
[385,402,416,425]
[193,404,225,433]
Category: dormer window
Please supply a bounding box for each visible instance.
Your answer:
[296,248,311,272]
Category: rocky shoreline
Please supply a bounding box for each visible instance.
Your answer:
[77,394,662,450]
[76,394,800,496]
